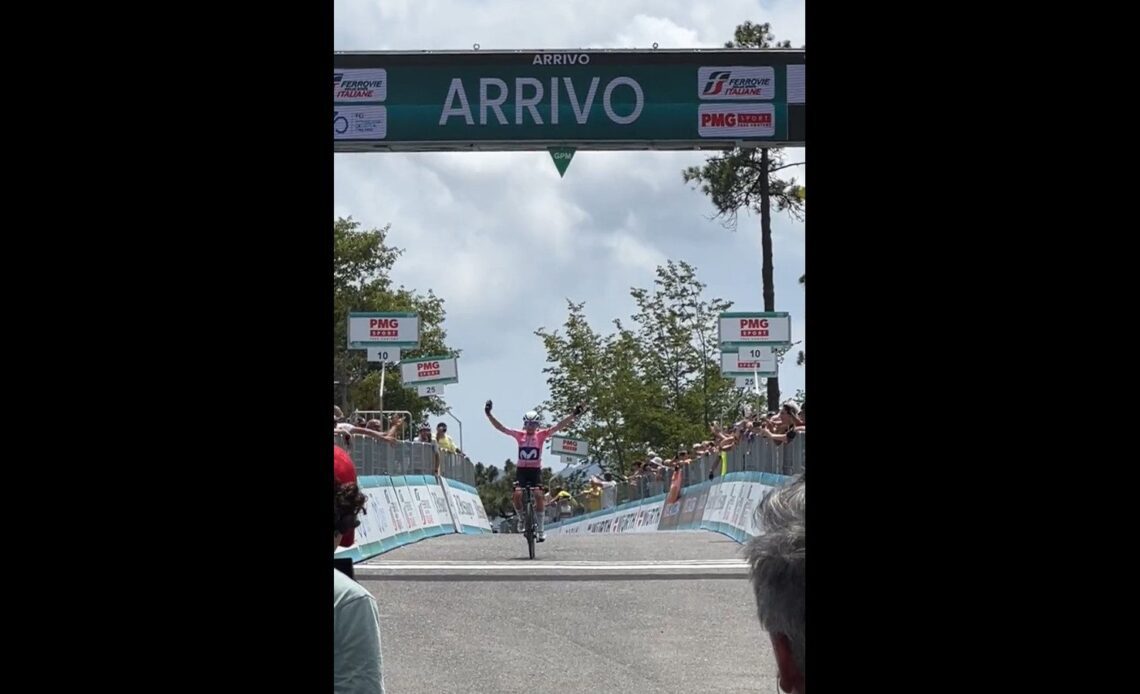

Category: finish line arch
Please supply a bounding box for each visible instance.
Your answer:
[333,48,805,154]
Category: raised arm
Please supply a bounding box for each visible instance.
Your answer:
[546,401,586,436]
[484,400,515,436]
[350,426,400,445]
[384,416,405,439]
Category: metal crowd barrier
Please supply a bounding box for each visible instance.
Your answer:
[546,433,805,521]
[334,430,802,518]
[333,433,476,486]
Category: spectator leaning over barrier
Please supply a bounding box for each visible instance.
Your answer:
[552,487,576,519]
[746,476,805,694]
[435,422,459,454]
[780,401,803,428]
[367,417,405,438]
[334,466,387,694]
[775,403,802,431]
[590,472,618,509]
[666,462,684,503]
[760,403,804,445]
[581,483,602,512]
[335,414,405,450]
[710,421,738,451]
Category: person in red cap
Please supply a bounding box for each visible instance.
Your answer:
[334,445,360,548]
[334,450,386,693]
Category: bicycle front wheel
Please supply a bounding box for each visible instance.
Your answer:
[526,504,536,559]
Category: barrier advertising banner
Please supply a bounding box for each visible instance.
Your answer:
[392,476,427,544]
[335,474,467,563]
[440,479,492,534]
[543,472,793,543]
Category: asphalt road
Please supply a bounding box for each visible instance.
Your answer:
[357,531,775,693]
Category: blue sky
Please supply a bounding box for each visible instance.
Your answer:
[335,0,805,472]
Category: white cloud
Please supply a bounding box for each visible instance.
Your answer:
[608,14,710,48]
[335,0,805,51]
[599,213,666,272]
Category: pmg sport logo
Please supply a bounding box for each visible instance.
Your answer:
[697,103,776,138]
[697,66,776,100]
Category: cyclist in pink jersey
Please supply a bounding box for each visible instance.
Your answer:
[484,399,585,541]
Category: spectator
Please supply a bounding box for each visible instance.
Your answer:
[412,422,441,475]
[365,418,391,434]
[335,415,405,449]
[761,403,804,444]
[334,454,386,694]
[781,401,803,427]
[435,422,459,454]
[590,472,618,509]
[665,461,684,502]
[745,476,805,694]
[551,488,576,519]
[710,421,738,450]
[580,484,602,513]
[333,446,359,548]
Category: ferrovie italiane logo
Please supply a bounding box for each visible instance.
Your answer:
[697,66,776,100]
[333,69,387,103]
[702,71,732,95]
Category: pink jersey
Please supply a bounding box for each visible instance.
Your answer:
[502,427,553,469]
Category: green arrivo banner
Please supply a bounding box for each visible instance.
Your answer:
[333,49,805,152]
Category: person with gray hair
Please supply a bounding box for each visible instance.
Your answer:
[746,476,805,693]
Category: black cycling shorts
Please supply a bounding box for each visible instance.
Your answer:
[515,467,543,490]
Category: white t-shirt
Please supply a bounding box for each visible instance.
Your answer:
[598,480,617,508]
[334,568,385,693]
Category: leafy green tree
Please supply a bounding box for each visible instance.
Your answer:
[333,217,456,426]
[535,262,736,475]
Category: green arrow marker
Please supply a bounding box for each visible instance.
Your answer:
[549,147,576,178]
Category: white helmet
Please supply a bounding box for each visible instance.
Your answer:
[523,411,540,426]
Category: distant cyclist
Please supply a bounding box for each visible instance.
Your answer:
[484,399,585,541]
